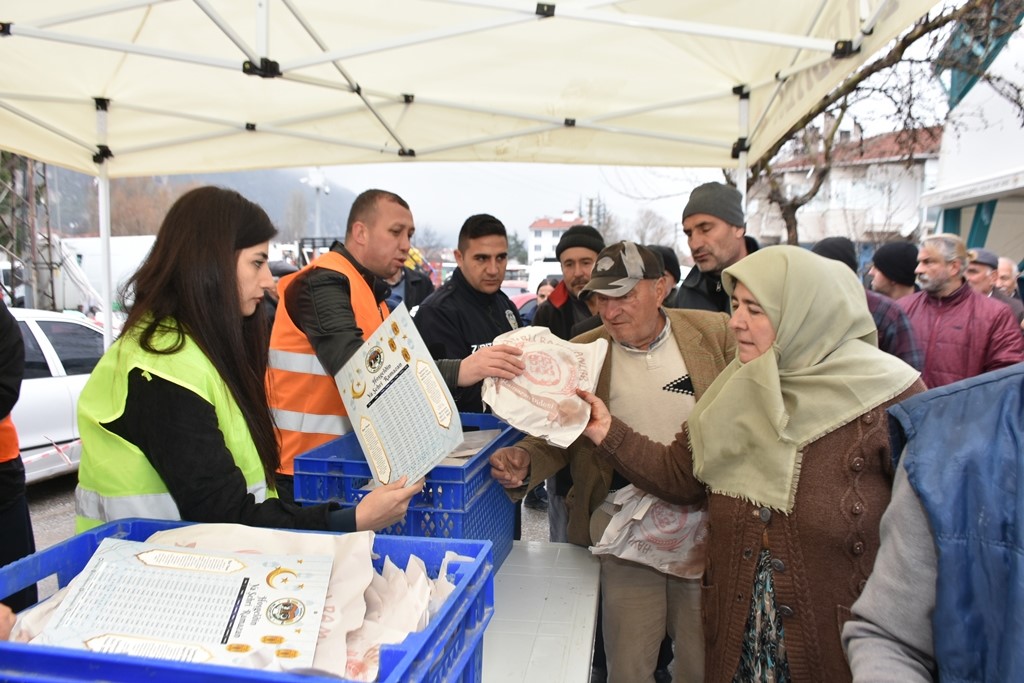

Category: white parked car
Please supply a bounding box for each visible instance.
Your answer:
[12,308,106,484]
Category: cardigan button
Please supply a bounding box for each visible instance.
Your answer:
[852,541,865,555]
[851,502,864,515]
[743,547,753,559]
[858,579,868,594]
[779,604,794,618]
[850,457,865,472]
[771,558,786,573]
[862,413,875,424]
[759,507,772,523]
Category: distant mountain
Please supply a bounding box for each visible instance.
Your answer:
[170,169,357,239]
[48,166,357,240]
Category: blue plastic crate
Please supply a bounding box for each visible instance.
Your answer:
[294,413,524,511]
[294,413,521,568]
[373,475,516,569]
[0,519,494,683]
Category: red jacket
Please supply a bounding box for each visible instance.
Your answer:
[899,281,1024,388]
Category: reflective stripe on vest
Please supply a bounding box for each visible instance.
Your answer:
[267,251,386,474]
[268,349,330,376]
[0,415,19,463]
[75,320,274,533]
[75,481,268,532]
[271,407,352,436]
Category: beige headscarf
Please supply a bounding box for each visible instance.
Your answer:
[688,245,919,513]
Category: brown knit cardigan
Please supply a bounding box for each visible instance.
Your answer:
[597,379,926,683]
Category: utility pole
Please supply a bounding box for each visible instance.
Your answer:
[25,159,39,308]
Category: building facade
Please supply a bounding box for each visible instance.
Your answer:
[747,126,942,249]
[527,211,585,262]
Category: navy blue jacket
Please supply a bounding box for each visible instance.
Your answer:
[890,364,1024,682]
[413,268,522,413]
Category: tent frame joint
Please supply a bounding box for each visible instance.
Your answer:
[243,58,281,78]
[92,145,113,165]
[0,22,10,37]
[832,40,859,58]
[536,4,555,17]
[564,118,576,127]
[399,148,416,157]
[403,93,415,104]
[245,122,256,131]
[731,137,749,160]
[732,85,750,99]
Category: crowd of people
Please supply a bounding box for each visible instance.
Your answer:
[2,181,1024,682]
[490,182,1024,683]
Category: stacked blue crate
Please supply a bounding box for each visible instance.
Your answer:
[294,414,524,567]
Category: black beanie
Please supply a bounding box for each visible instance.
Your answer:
[872,242,918,287]
[811,236,858,273]
[646,245,682,283]
[556,224,605,259]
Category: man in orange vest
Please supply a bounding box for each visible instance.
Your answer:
[267,190,523,514]
[0,299,37,613]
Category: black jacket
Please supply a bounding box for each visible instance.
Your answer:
[413,268,522,413]
[0,300,23,420]
[532,280,597,341]
[0,299,26,504]
[675,235,760,312]
[387,266,435,311]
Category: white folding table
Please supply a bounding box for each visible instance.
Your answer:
[483,541,600,682]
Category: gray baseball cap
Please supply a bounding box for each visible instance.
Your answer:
[583,241,662,297]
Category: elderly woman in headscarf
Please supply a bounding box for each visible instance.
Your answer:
[575,245,926,683]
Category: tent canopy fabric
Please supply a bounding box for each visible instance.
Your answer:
[1,0,936,178]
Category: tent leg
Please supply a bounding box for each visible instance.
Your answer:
[94,98,114,348]
[737,89,750,217]
[97,167,113,348]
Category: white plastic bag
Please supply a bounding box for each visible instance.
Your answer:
[482,326,608,447]
[590,485,708,579]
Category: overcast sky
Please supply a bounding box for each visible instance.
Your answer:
[323,162,720,253]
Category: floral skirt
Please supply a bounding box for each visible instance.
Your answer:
[732,548,792,683]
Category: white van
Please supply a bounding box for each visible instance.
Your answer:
[527,259,564,294]
[1,260,25,307]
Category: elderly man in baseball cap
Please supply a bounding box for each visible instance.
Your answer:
[967,247,1024,326]
[491,240,736,683]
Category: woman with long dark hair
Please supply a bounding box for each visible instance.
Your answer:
[75,186,418,533]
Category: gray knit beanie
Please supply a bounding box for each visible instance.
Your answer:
[682,182,745,227]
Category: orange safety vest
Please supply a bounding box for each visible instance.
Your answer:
[267,251,387,475]
[0,415,20,464]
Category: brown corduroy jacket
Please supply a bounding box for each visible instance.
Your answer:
[598,379,927,683]
[512,307,735,548]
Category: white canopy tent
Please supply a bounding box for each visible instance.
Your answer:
[0,0,937,342]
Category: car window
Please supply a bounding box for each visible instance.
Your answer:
[35,320,104,376]
[518,299,538,324]
[18,321,52,379]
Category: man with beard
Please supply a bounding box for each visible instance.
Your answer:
[533,225,605,338]
[899,233,1023,388]
[677,182,758,312]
